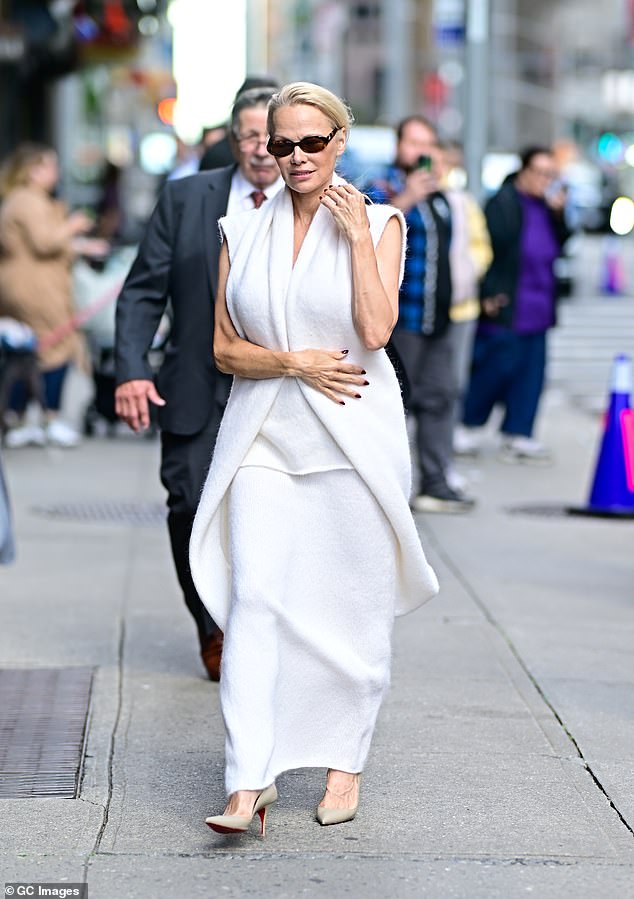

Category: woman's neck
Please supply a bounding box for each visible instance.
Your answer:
[291,190,321,226]
[290,171,336,225]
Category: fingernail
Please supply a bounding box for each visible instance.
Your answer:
[361,369,366,374]
[355,393,362,399]
[341,349,349,354]
[339,400,345,406]
[363,380,369,385]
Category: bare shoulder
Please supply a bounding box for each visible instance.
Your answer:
[367,203,406,246]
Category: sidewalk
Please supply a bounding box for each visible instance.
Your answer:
[1,389,633,898]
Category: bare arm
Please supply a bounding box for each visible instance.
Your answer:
[213,241,369,404]
[320,184,401,350]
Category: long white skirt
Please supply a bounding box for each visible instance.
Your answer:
[221,465,397,794]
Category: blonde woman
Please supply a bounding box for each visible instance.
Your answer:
[0,143,104,447]
[190,83,439,833]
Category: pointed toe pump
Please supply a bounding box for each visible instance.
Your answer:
[315,802,358,826]
[316,773,360,826]
[206,784,278,836]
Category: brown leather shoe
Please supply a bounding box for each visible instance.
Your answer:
[200,631,223,681]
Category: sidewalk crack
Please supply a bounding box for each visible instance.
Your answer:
[422,524,634,842]
[82,614,126,887]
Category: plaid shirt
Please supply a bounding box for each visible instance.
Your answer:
[365,165,452,336]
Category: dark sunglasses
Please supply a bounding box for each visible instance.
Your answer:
[267,127,341,158]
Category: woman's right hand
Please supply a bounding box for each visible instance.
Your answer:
[288,349,369,405]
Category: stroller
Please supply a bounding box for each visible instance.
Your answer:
[0,318,44,440]
[74,247,169,437]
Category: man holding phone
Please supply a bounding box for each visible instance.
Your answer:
[365,116,475,513]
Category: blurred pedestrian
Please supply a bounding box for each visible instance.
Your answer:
[200,124,227,150]
[167,137,201,181]
[0,143,106,448]
[167,128,228,182]
[95,161,124,242]
[114,86,283,682]
[461,146,570,463]
[439,143,492,466]
[199,75,279,172]
[365,117,475,513]
[191,81,438,835]
[0,448,15,564]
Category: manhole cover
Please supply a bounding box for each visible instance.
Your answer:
[0,667,94,799]
[32,500,166,527]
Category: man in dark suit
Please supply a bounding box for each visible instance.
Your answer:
[114,87,283,680]
[199,75,278,173]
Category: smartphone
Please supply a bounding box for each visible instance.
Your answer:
[417,154,432,171]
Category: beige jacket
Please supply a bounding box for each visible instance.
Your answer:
[0,185,78,370]
[446,189,493,323]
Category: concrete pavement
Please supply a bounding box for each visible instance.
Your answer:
[1,384,633,898]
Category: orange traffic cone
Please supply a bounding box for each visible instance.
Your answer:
[568,354,634,518]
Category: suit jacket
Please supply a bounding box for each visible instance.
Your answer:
[115,166,235,435]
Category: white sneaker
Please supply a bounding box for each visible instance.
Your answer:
[446,466,468,493]
[4,424,47,448]
[46,420,80,448]
[499,435,552,465]
[453,425,482,457]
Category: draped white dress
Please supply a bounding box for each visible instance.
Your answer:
[190,181,439,793]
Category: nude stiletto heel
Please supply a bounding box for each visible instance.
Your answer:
[316,772,360,826]
[206,784,277,835]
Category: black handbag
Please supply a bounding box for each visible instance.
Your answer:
[385,337,410,406]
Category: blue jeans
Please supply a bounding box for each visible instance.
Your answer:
[462,330,547,437]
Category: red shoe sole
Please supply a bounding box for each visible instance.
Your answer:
[206,822,247,834]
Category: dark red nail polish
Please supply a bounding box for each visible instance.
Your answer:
[339,400,345,405]
[361,369,366,374]
[355,393,362,399]
[341,349,349,354]
[363,380,369,386]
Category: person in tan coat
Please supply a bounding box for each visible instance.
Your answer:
[0,143,104,447]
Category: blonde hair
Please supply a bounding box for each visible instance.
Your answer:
[0,143,54,199]
[267,82,354,135]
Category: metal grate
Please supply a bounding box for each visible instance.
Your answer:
[0,668,94,798]
[31,500,166,527]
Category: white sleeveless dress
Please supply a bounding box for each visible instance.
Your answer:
[190,183,439,793]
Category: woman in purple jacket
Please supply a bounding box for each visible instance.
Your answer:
[461,146,570,463]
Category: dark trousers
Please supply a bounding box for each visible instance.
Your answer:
[390,328,458,492]
[462,330,547,437]
[7,361,67,413]
[160,402,225,640]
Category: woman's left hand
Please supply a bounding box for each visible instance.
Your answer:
[320,183,370,243]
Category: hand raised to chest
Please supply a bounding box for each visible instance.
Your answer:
[320,183,370,244]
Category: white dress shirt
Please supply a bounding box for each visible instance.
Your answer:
[226,169,284,216]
